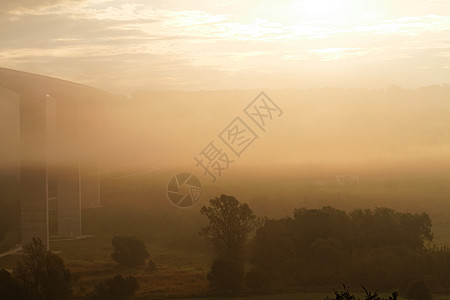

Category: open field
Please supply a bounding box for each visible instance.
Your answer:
[179,294,450,300]
[49,236,212,298]
[2,174,450,299]
[2,230,450,299]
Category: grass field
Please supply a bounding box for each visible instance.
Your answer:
[179,294,450,300]
[2,233,450,299]
[47,235,212,298]
[2,174,450,299]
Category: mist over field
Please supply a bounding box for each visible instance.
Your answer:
[1,0,450,299]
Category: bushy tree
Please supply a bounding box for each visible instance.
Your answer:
[245,267,271,290]
[250,207,435,289]
[0,269,27,300]
[111,236,149,267]
[200,195,259,293]
[405,280,432,300]
[84,275,139,300]
[351,208,432,249]
[428,245,450,289]
[200,195,259,259]
[14,237,72,300]
[207,256,244,294]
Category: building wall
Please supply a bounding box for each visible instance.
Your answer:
[20,94,49,250]
[57,99,81,236]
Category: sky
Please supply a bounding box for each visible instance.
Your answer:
[1,0,450,95]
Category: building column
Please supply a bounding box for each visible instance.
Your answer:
[0,87,21,246]
[0,87,20,186]
[80,100,102,209]
[57,99,81,236]
[20,94,49,250]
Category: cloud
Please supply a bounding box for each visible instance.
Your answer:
[0,0,449,93]
[0,0,85,13]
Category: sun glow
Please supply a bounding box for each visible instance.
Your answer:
[297,0,342,20]
[290,0,377,24]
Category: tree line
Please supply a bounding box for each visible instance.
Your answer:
[200,195,449,298]
[1,194,449,299]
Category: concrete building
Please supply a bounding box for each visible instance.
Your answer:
[0,67,114,249]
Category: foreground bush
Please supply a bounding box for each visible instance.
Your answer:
[111,236,149,267]
[325,285,398,300]
[207,256,244,294]
[405,280,432,300]
[15,238,72,300]
[85,275,138,300]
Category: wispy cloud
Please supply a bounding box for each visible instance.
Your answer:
[1,0,449,93]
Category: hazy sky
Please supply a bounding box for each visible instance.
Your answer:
[1,0,450,94]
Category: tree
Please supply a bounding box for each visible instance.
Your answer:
[207,256,244,295]
[245,267,271,290]
[200,195,259,258]
[111,236,149,267]
[350,208,433,249]
[405,280,432,300]
[200,195,259,293]
[0,269,27,300]
[14,237,72,300]
[250,206,435,288]
[250,217,294,272]
[84,275,138,300]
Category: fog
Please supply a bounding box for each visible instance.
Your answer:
[35,86,450,178]
[2,85,450,201]
[1,0,450,298]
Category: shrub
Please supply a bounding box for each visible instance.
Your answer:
[0,269,27,300]
[207,256,244,294]
[111,236,149,267]
[84,275,139,300]
[405,280,432,300]
[325,285,398,300]
[245,267,270,290]
[14,238,72,300]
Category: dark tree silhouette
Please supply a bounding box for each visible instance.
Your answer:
[84,275,139,300]
[405,280,432,300]
[207,256,244,294]
[200,194,259,258]
[250,207,436,288]
[0,269,27,300]
[14,237,72,300]
[325,285,398,300]
[245,266,271,290]
[111,236,149,267]
[200,195,259,293]
[350,208,433,249]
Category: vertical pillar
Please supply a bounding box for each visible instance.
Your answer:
[80,163,100,209]
[0,88,20,246]
[80,100,102,209]
[20,94,49,250]
[0,87,20,185]
[46,95,58,236]
[57,99,81,236]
